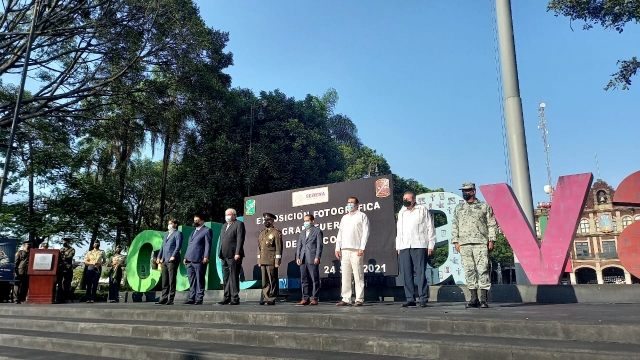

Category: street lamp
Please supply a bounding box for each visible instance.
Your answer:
[367,162,379,178]
[0,0,56,212]
[247,99,266,196]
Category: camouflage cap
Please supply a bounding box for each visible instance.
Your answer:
[263,212,277,221]
[460,182,476,190]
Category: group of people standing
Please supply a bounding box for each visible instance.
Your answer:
[151,184,496,309]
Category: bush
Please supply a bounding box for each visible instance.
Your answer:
[73,289,109,302]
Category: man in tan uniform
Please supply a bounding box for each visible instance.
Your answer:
[257,212,282,306]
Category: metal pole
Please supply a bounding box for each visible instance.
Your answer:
[496,0,534,285]
[247,106,254,197]
[0,0,41,213]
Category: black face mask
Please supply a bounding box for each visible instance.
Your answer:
[462,193,473,201]
[402,200,412,208]
[264,221,272,228]
[193,222,200,227]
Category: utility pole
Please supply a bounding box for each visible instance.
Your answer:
[496,0,533,284]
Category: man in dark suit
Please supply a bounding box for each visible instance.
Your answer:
[183,215,212,305]
[296,214,324,305]
[156,219,183,305]
[217,208,245,305]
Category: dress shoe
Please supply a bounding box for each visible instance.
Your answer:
[154,300,167,305]
[194,302,203,305]
[354,301,363,307]
[335,301,348,306]
[218,300,231,305]
[266,301,275,305]
[296,299,310,306]
[309,300,318,306]
[259,301,267,305]
[183,300,195,305]
[420,302,428,308]
[229,301,240,305]
[166,301,174,305]
[401,301,417,308]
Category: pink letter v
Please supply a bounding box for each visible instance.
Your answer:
[479,173,593,284]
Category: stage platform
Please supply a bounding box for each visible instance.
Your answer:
[123,284,640,304]
[0,301,639,359]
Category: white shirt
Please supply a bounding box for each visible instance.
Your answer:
[335,210,370,251]
[396,204,436,250]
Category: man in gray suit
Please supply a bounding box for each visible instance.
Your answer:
[156,219,183,305]
[217,208,245,305]
[183,215,212,305]
[296,214,323,305]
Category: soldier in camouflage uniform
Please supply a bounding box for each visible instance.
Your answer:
[451,182,497,309]
[257,212,283,306]
[56,238,76,303]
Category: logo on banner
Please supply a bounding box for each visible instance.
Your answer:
[292,186,329,207]
[375,178,390,198]
[245,199,256,216]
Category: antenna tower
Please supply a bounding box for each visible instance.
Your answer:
[538,102,554,201]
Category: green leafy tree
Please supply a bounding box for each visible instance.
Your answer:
[489,233,514,268]
[548,0,639,90]
[428,245,449,268]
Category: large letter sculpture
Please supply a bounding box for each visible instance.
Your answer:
[480,173,593,284]
[416,191,465,284]
[126,231,163,292]
[613,170,640,278]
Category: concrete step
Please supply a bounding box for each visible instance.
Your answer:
[0,330,424,360]
[1,303,639,345]
[0,346,118,360]
[0,316,638,360]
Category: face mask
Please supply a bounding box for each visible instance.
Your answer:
[264,221,272,228]
[225,215,232,223]
[402,200,412,208]
[167,224,174,231]
[346,203,355,212]
[193,222,200,227]
[93,244,99,249]
[462,193,472,201]
[303,222,311,229]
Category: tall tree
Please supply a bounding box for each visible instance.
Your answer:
[548,0,639,89]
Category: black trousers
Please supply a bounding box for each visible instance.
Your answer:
[186,262,205,303]
[222,258,242,302]
[300,261,320,300]
[108,267,122,302]
[85,269,100,301]
[399,248,429,303]
[13,274,29,302]
[56,270,73,302]
[161,261,178,302]
[260,265,279,302]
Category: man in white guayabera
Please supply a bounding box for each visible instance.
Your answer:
[335,197,370,307]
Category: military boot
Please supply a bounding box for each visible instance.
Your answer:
[479,289,489,308]
[466,289,479,308]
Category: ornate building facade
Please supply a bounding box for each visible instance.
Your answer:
[535,179,640,285]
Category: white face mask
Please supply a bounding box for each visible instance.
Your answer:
[167,224,174,231]
[346,203,356,212]
[225,215,233,223]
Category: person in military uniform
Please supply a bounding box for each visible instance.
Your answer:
[107,245,126,303]
[451,182,497,309]
[257,213,283,305]
[14,241,31,304]
[56,238,76,303]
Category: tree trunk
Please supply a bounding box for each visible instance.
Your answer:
[27,140,36,246]
[158,132,172,229]
[115,121,131,247]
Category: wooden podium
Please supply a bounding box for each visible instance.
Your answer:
[27,249,60,304]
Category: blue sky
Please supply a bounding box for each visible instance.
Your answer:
[195,0,640,205]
